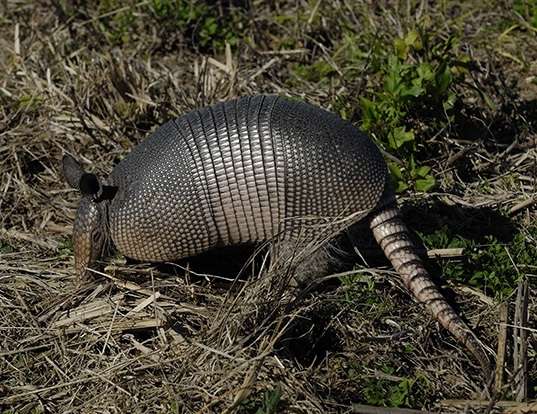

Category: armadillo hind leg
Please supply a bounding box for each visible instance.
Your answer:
[272,240,348,286]
[369,204,492,374]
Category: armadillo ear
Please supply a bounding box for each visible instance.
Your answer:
[62,154,86,189]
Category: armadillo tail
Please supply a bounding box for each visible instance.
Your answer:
[369,205,491,373]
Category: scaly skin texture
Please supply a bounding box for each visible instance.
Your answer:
[106,96,387,261]
[370,206,491,373]
[72,196,107,281]
[64,95,490,373]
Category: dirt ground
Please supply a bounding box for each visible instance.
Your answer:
[0,1,536,413]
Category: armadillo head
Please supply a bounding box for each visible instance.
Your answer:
[62,154,117,281]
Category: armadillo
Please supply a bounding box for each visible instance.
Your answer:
[63,95,490,372]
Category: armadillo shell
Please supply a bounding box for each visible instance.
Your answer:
[108,95,389,262]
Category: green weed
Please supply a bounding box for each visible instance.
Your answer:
[255,386,282,414]
[419,225,537,298]
[65,0,247,51]
[359,30,466,193]
[292,59,337,83]
[289,24,472,193]
[0,241,14,254]
[340,272,376,303]
[93,0,138,45]
[149,0,245,51]
[16,94,43,113]
[362,366,429,408]
[338,272,395,318]
[514,0,537,27]
[239,386,282,414]
[57,238,74,257]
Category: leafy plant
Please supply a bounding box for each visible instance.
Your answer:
[340,272,376,303]
[292,59,337,83]
[0,241,14,254]
[80,0,246,51]
[16,94,43,114]
[93,0,138,45]
[239,386,282,414]
[149,0,245,51]
[514,0,537,28]
[58,238,74,257]
[338,272,395,318]
[419,225,537,297]
[359,30,464,193]
[363,366,429,408]
[255,386,282,414]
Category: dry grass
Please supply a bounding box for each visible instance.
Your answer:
[0,1,536,413]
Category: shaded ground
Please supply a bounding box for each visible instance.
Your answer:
[0,1,536,413]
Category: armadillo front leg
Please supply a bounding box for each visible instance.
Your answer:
[370,205,491,373]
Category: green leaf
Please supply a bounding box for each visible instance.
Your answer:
[293,60,336,83]
[415,165,431,178]
[385,72,402,96]
[404,30,420,48]
[388,127,414,149]
[255,386,282,414]
[408,154,416,174]
[435,62,452,95]
[0,242,14,254]
[416,63,434,82]
[359,98,378,130]
[394,37,408,60]
[389,378,414,407]
[394,30,421,59]
[443,91,456,111]
[395,180,409,193]
[388,162,403,179]
[415,175,436,192]
[384,56,403,95]
[400,83,424,97]
[482,91,496,111]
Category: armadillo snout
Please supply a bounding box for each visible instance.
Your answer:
[73,196,107,281]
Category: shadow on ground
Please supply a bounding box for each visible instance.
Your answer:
[102,198,520,372]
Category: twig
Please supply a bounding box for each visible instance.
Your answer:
[14,23,20,55]
[509,196,536,215]
[306,0,322,26]
[239,58,280,89]
[427,248,464,259]
[51,302,113,328]
[495,302,509,393]
[1,359,139,404]
[441,399,537,412]
[88,268,162,297]
[73,0,150,28]
[258,49,308,55]
[454,285,495,306]
[0,343,54,358]
[505,402,537,414]
[124,292,160,317]
[351,404,434,414]
[0,228,59,251]
[513,279,529,402]
[89,268,210,316]
[60,318,164,334]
